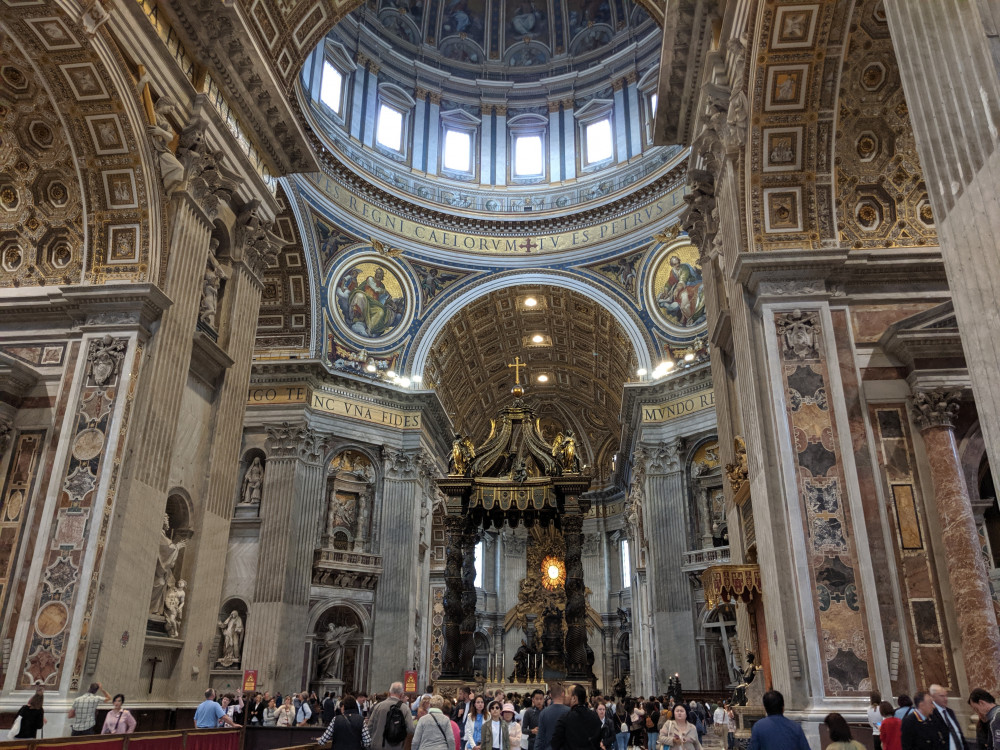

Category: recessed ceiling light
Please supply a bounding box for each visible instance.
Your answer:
[532,334,544,343]
[537,374,549,382]
[524,297,538,307]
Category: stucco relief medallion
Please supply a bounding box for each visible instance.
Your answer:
[644,242,706,334]
[72,427,105,461]
[326,252,415,347]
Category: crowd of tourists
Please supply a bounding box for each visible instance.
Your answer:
[10,675,1000,750]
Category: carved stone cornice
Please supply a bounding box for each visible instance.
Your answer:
[265,421,327,461]
[646,437,686,475]
[382,446,423,479]
[910,389,962,431]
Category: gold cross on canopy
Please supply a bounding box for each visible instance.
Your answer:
[508,356,526,385]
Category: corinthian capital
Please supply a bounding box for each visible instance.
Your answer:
[911,389,962,431]
[646,437,686,475]
[265,422,327,462]
[234,199,287,279]
[382,446,422,479]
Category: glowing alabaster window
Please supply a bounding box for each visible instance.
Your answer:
[622,538,631,588]
[320,61,344,115]
[376,104,405,152]
[585,117,614,164]
[474,539,484,588]
[514,134,543,176]
[443,128,472,172]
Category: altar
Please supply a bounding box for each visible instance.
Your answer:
[435,362,595,690]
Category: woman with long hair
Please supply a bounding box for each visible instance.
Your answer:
[101,694,137,734]
[15,689,47,739]
[464,695,488,750]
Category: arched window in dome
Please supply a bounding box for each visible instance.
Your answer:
[375,83,416,157]
[440,108,481,179]
[508,113,548,183]
[308,41,356,128]
[638,67,658,145]
[575,98,616,172]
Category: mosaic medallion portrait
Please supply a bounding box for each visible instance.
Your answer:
[646,243,706,333]
[328,253,415,346]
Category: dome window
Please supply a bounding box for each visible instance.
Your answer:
[508,113,548,183]
[575,98,617,172]
[320,61,344,116]
[374,83,416,158]
[440,108,481,179]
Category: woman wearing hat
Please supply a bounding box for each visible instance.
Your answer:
[502,704,521,748]
[476,701,510,750]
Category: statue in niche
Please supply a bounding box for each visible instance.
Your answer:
[509,641,530,682]
[199,254,227,329]
[146,94,185,194]
[240,457,264,505]
[353,485,373,551]
[149,514,186,616]
[163,580,187,638]
[317,623,358,679]
[552,432,581,473]
[217,610,245,668]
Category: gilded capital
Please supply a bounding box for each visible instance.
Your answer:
[911,389,962,431]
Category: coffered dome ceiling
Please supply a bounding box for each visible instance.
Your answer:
[425,284,636,487]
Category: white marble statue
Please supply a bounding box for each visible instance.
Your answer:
[199,256,226,329]
[163,579,187,638]
[240,457,264,504]
[217,610,244,668]
[147,95,185,194]
[149,514,185,616]
[317,623,357,679]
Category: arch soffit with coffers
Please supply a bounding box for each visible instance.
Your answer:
[743,0,936,253]
[0,6,162,287]
[408,270,656,375]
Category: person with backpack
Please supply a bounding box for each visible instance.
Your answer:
[315,696,371,750]
[369,681,416,750]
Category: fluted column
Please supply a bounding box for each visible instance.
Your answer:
[643,438,698,688]
[884,1,1000,479]
[370,448,423,687]
[911,390,1000,691]
[563,514,590,680]
[242,422,326,692]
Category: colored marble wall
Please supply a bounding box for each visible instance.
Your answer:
[871,404,955,688]
[773,309,873,694]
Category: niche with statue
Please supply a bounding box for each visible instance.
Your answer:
[322,450,375,552]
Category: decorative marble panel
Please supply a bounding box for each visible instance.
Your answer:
[870,404,954,688]
[774,309,872,694]
[18,337,132,688]
[0,431,45,635]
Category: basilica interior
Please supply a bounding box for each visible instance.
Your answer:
[2,0,1000,745]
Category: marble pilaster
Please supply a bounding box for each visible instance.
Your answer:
[911,389,1000,691]
[369,447,423,687]
[242,422,326,691]
[643,438,699,687]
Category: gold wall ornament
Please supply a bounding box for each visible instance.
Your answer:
[541,556,566,590]
[725,436,749,495]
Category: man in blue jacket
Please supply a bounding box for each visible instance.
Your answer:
[748,691,809,750]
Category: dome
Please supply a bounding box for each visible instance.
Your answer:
[296,0,684,220]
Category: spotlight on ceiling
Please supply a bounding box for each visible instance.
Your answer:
[386,370,396,378]
[524,297,538,307]
[365,361,377,373]
[664,360,675,370]
[399,377,411,387]
[684,352,695,362]
[532,334,544,343]
[636,368,647,377]
[537,374,549,382]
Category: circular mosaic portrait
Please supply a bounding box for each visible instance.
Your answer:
[329,253,415,346]
[645,242,706,333]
